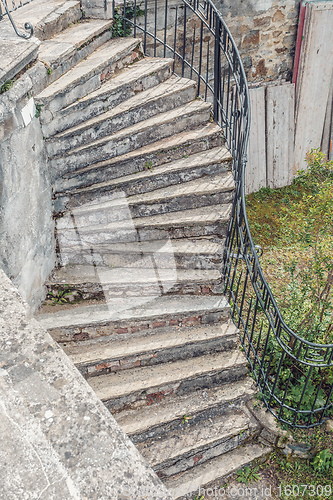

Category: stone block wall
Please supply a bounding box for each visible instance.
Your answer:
[216,0,301,83]
[0,75,55,312]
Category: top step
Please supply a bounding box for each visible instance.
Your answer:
[36,37,142,113]
[7,1,82,41]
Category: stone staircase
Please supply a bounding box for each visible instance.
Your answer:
[33,10,271,498]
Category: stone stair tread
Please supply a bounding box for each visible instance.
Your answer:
[64,172,234,217]
[57,203,232,237]
[137,409,255,468]
[47,266,220,285]
[52,75,196,140]
[38,19,113,67]
[88,349,246,401]
[61,122,222,180]
[117,378,255,436]
[58,56,174,115]
[58,146,232,197]
[37,294,230,330]
[60,237,223,258]
[165,444,272,499]
[65,321,237,366]
[59,100,212,158]
[36,37,140,101]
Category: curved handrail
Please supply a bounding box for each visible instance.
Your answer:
[0,0,33,38]
[120,0,333,427]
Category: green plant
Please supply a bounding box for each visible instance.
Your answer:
[313,449,333,472]
[143,161,153,171]
[192,495,204,500]
[47,67,53,76]
[236,466,260,485]
[111,4,145,38]
[0,79,14,94]
[47,285,73,305]
[35,103,44,118]
[182,414,192,424]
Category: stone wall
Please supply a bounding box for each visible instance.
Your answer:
[139,0,301,84]
[216,0,301,83]
[0,74,55,312]
[81,0,113,19]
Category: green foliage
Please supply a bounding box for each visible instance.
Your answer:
[313,448,333,472]
[111,4,145,38]
[236,466,260,485]
[143,161,153,171]
[35,103,43,118]
[47,285,73,305]
[47,67,53,76]
[181,414,192,424]
[0,79,14,94]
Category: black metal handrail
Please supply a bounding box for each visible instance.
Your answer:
[119,0,333,428]
[0,0,33,38]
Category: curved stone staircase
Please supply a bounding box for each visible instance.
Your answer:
[34,12,271,498]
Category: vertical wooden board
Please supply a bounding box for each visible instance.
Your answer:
[294,1,333,172]
[266,83,295,188]
[245,86,266,194]
[321,69,333,159]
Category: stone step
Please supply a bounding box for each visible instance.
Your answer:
[46,266,223,299]
[41,57,173,138]
[35,37,142,115]
[56,171,234,227]
[56,203,231,247]
[38,19,113,85]
[116,377,255,438]
[165,444,272,500]
[88,349,248,412]
[54,146,232,210]
[57,237,224,270]
[64,322,238,378]
[49,100,212,175]
[5,1,82,42]
[138,409,259,477]
[36,294,230,343]
[52,121,223,188]
[46,76,197,157]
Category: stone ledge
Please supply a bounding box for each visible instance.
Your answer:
[0,269,172,499]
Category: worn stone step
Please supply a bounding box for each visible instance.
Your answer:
[55,122,223,187]
[36,294,230,343]
[56,171,234,227]
[165,444,272,499]
[138,409,259,477]
[35,37,142,114]
[42,57,173,137]
[116,377,255,438]
[6,1,82,42]
[64,322,238,378]
[38,19,113,84]
[46,265,223,299]
[58,237,224,270]
[50,100,212,175]
[56,203,231,248]
[88,349,247,412]
[54,146,232,210]
[47,76,197,156]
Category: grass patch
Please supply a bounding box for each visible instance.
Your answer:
[246,149,333,345]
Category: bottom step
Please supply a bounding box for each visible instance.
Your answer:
[165,444,272,499]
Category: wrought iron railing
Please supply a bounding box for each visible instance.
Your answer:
[119,0,333,428]
[0,0,33,38]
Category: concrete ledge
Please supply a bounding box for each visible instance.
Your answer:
[0,270,172,499]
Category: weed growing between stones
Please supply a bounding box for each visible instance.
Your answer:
[111,4,145,38]
[0,79,14,94]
